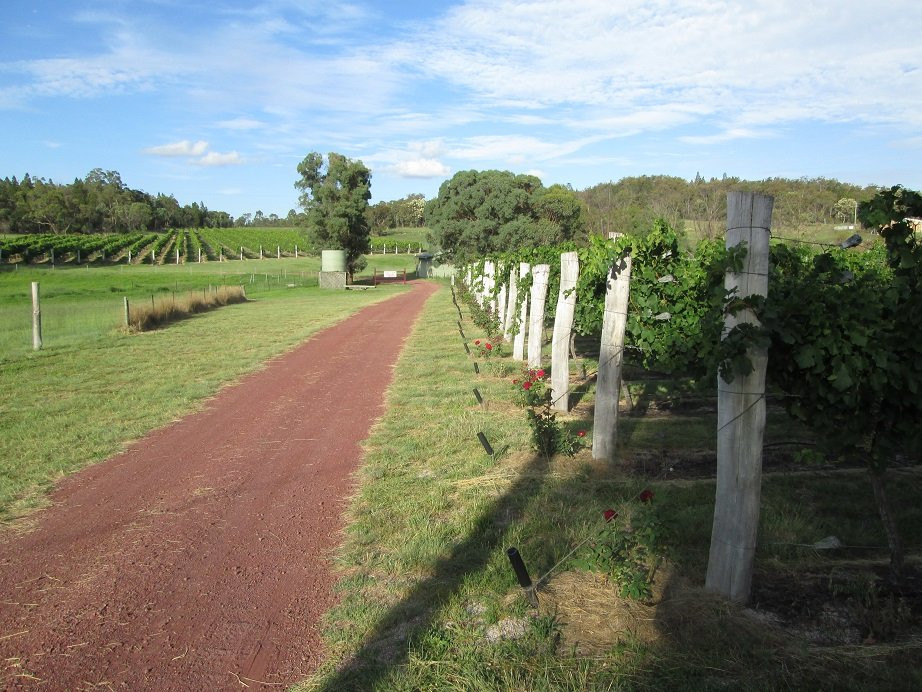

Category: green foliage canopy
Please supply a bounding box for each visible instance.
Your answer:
[425,170,585,262]
[295,152,372,277]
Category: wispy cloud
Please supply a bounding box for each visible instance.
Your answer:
[144,139,242,166]
[387,158,451,178]
[680,128,776,145]
[144,140,209,157]
[193,151,243,166]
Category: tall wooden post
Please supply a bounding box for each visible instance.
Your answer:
[497,281,507,336]
[513,263,530,361]
[527,264,550,368]
[31,281,42,350]
[592,256,632,461]
[483,261,496,315]
[551,252,579,411]
[504,268,518,340]
[705,191,773,603]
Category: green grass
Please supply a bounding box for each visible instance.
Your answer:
[298,282,922,691]
[0,280,408,522]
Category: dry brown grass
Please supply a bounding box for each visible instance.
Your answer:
[126,285,247,332]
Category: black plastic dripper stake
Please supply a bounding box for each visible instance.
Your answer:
[473,362,480,374]
[463,342,471,354]
[473,388,484,405]
[507,547,539,607]
[477,432,494,456]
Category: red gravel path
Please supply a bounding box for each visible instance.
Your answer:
[0,281,437,690]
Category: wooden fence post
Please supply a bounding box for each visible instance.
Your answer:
[503,267,518,340]
[124,296,130,328]
[483,261,496,316]
[513,263,530,361]
[705,191,773,603]
[497,280,507,337]
[527,264,550,368]
[551,251,579,411]
[592,255,632,461]
[31,281,42,350]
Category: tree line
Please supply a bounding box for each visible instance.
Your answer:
[0,169,234,234]
[578,174,878,239]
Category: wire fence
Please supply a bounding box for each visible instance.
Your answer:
[0,270,318,359]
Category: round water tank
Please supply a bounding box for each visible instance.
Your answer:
[321,250,347,272]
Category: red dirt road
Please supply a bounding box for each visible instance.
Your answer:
[0,281,437,690]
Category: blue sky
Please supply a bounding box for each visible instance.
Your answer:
[2,0,920,219]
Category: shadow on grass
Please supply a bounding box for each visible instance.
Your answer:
[318,450,550,690]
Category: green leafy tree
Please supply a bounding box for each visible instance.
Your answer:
[295,152,372,279]
[426,170,584,262]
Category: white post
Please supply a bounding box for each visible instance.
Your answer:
[705,191,773,603]
[527,264,550,368]
[483,261,496,317]
[31,281,42,350]
[513,263,530,361]
[497,281,508,337]
[504,268,518,340]
[260,245,263,259]
[240,247,243,261]
[295,245,298,258]
[551,252,580,412]
[277,245,281,259]
[176,247,180,264]
[151,250,155,265]
[128,250,132,263]
[198,248,202,263]
[592,255,632,461]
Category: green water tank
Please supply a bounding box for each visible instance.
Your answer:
[321,250,347,272]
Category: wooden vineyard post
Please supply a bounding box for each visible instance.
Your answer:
[527,264,550,368]
[483,261,496,315]
[551,252,579,412]
[277,246,281,259]
[497,281,507,336]
[503,267,518,340]
[592,255,632,461]
[705,191,773,603]
[176,247,180,264]
[124,297,130,328]
[31,281,42,350]
[513,263,530,361]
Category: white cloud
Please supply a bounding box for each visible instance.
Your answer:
[216,117,266,131]
[680,128,776,145]
[144,139,209,157]
[388,158,451,178]
[193,151,243,166]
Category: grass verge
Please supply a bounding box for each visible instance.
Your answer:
[0,283,408,523]
[299,281,922,691]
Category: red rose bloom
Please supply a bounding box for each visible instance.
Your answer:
[603,509,617,522]
[639,489,654,503]
[536,369,545,378]
[474,340,481,345]
[577,430,586,437]
[485,343,492,350]
[522,381,532,390]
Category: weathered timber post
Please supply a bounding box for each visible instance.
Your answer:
[124,296,130,328]
[31,281,42,350]
[592,255,632,461]
[497,280,508,337]
[513,263,530,361]
[527,264,550,368]
[705,191,773,603]
[504,267,518,340]
[483,261,496,315]
[551,251,579,412]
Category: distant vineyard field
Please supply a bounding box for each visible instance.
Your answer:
[0,228,313,265]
